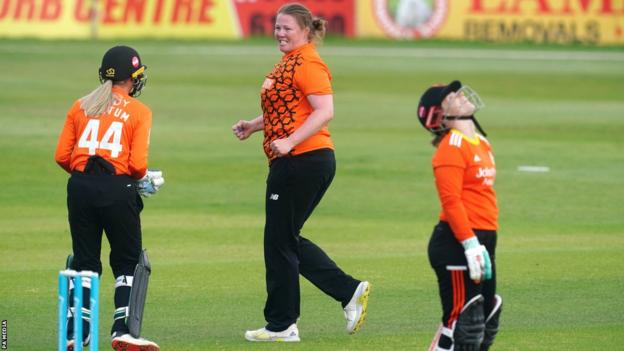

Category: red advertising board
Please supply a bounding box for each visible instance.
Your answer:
[232,0,355,37]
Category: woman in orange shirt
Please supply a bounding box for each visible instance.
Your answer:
[417,81,502,351]
[232,3,370,342]
[55,45,161,351]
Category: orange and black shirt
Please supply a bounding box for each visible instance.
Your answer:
[261,43,334,161]
[55,86,152,179]
[432,129,498,241]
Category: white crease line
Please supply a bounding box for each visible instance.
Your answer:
[518,166,551,172]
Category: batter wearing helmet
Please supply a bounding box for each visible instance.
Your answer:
[417,81,502,351]
[55,45,163,351]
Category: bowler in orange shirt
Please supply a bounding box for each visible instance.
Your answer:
[232,3,370,342]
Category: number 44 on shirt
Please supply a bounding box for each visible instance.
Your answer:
[78,119,123,158]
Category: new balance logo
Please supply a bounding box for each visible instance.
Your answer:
[269,194,279,200]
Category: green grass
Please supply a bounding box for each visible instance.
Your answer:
[0,39,623,350]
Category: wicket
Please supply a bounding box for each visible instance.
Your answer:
[58,270,100,351]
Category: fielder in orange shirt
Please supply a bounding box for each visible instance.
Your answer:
[232,3,370,342]
[417,81,502,351]
[54,45,162,351]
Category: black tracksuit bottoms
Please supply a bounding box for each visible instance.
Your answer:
[263,149,360,331]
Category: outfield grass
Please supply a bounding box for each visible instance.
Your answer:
[0,39,623,350]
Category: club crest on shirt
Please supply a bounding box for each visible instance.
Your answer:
[262,78,275,90]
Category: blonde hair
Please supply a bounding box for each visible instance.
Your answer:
[278,3,326,43]
[79,80,113,118]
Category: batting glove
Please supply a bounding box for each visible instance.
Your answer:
[137,169,165,198]
[461,237,492,283]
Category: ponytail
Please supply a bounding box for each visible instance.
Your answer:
[310,17,327,43]
[79,80,113,118]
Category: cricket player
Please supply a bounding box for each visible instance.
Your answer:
[55,45,162,351]
[417,81,503,351]
[232,3,371,342]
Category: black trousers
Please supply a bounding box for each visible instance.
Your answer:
[67,172,143,277]
[428,221,498,328]
[263,149,360,331]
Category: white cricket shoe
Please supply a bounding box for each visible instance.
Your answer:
[244,323,300,342]
[111,333,160,351]
[344,281,371,334]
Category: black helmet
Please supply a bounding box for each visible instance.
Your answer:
[417,80,461,135]
[98,45,147,97]
[417,80,487,136]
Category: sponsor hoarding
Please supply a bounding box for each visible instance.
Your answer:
[0,0,91,38]
[358,0,624,45]
[0,0,622,45]
[233,0,355,37]
[0,0,239,39]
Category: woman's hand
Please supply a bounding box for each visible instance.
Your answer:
[232,117,262,140]
[270,138,295,157]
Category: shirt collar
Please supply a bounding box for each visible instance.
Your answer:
[451,128,480,145]
[283,42,315,58]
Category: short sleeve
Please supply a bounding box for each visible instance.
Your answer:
[294,59,332,96]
